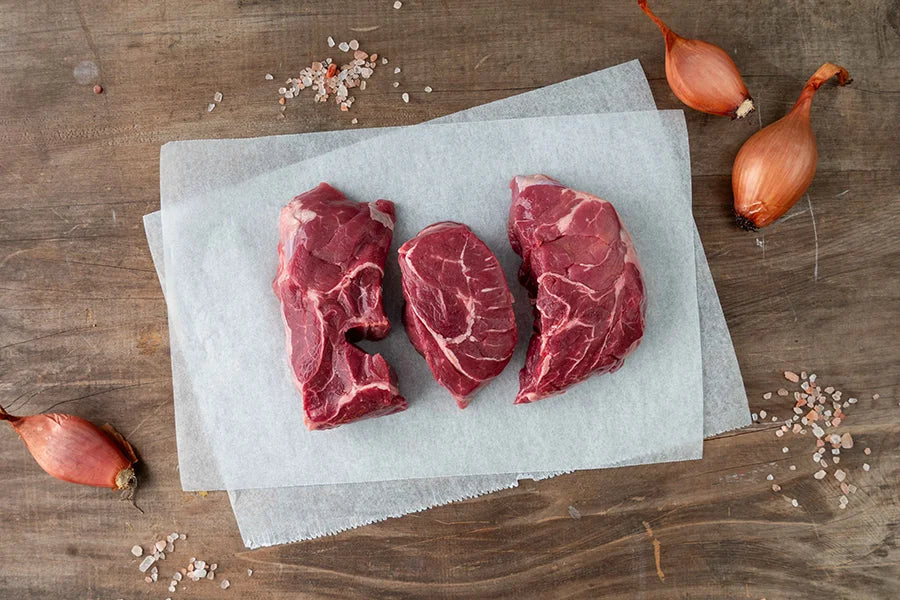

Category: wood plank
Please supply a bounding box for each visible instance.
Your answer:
[0,0,897,598]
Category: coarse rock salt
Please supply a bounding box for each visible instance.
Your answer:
[131,545,143,557]
[759,410,767,419]
[784,371,800,383]
[763,392,772,400]
[777,388,789,396]
[338,41,350,52]
[814,469,826,479]
[834,469,847,482]
[349,39,359,50]
[840,433,853,448]
[139,555,157,573]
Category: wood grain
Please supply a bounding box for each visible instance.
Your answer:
[1,1,898,598]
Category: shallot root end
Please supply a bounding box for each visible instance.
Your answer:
[733,97,756,119]
[734,212,759,231]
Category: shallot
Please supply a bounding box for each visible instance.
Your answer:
[638,0,754,118]
[733,63,851,229]
[0,404,138,499]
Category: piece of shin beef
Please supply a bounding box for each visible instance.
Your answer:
[399,222,517,408]
[508,175,646,404]
[273,183,407,430]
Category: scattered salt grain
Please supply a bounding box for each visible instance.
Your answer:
[834,469,847,482]
[791,499,799,507]
[168,585,176,593]
[833,456,840,463]
[401,92,409,103]
[777,388,789,396]
[338,41,350,52]
[155,540,167,552]
[392,81,400,87]
[248,569,253,577]
[349,39,359,50]
[139,555,157,573]
[174,572,182,582]
[863,463,870,472]
[864,447,871,455]
[772,484,781,492]
[784,371,800,383]
[394,67,401,74]
[782,447,789,453]
[131,545,143,557]
[327,36,335,48]
[393,1,402,8]
[265,73,273,80]
[872,393,880,400]
[351,118,358,124]
[424,85,433,93]
[840,433,853,449]
[766,474,773,481]
[213,91,223,102]
[814,469,826,479]
[207,103,216,112]
[763,392,772,400]
[221,579,231,590]
[759,410,767,419]
[789,465,796,471]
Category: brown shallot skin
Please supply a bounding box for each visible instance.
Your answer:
[638,0,754,119]
[733,63,851,230]
[0,405,137,492]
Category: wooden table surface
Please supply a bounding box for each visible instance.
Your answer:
[1,1,898,598]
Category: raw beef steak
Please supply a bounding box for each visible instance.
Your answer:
[399,222,517,408]
[273,183,407,430]
[508,175,646,404]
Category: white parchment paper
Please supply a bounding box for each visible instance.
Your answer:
[159,109,702,488]
[145,61,748,545]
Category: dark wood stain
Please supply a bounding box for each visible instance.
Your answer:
[0,1,897,598]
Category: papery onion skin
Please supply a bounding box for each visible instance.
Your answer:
[733,63,851,229]
[638,0,754,118]
[0,405,136,491]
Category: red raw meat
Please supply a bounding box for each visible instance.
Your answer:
[508,175,646,404]
[399,222,517,408]
[273,183,407,430]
